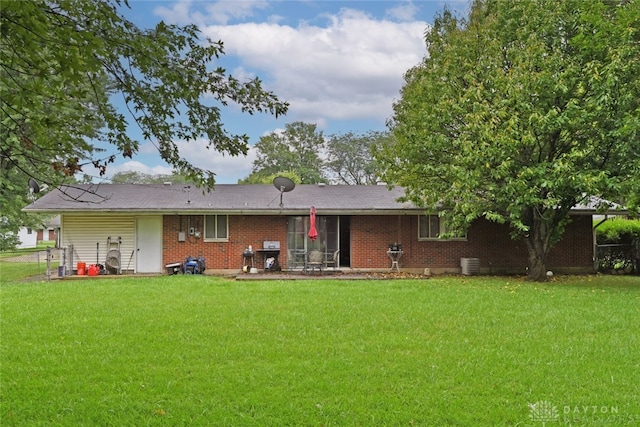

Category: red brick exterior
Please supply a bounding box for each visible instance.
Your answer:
[350,214,593,273]
[162,214,594,273]
[163,215,288,270]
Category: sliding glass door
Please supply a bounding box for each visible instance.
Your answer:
[287,216,339,269]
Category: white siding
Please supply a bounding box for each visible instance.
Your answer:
[62,215,135,272]
[16,227,37,249]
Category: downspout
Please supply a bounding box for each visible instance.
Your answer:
[593,216,610,272]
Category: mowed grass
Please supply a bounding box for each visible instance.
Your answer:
[0,243,59,283]
[1,275,639,426]
[0,261,59,284]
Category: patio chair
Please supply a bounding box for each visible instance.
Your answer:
[306,250,324,275]
[288,249,306,270]
[325,249,340,270]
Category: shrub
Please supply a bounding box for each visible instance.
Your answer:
[595,218,640,244]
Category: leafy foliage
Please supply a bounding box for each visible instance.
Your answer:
[595,219,640,274]
[244,123,385,185]
[238,170,302,185]
[596,218,640,244]
[1,0,288,184]
[376,0,640,280]
[0,0,287,249]
[248,122,326,184]
[326,131,391,185]
[110,171,191,185]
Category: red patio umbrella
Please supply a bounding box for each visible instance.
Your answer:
[308,206,318,240]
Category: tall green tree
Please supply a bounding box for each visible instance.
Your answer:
[1,0,287,249]
[376,0,640,281]
[238,170,302,185]
[248,122,326,184]
[110,171,190,184]
[325,131,391,185]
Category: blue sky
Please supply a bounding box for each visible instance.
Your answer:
[95,0,470,183]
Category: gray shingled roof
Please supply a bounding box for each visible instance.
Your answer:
[571,195,627,215]
[23,184,627,216]
[23,183,417,215]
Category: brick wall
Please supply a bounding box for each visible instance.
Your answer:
[162,214,593,272]
[350,214,593,272]
[547,216,593,268]
[163,215,288,269]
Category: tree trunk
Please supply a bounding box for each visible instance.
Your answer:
[524,210,551,282]
[522,203,574,281]
[527,244,548,281]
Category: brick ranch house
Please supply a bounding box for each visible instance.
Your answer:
[23,183,617,275]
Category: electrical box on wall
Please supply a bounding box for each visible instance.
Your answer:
[189,227,195,236]
[178,232,186,242]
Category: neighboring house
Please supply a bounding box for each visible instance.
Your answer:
[36,215,60,246]
[12,216,60,250]
[22,183,623,275]
[16,226,37,249]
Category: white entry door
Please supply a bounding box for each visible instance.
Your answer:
[136,216,163,273]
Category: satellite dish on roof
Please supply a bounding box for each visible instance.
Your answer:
[273,176,295,207]
[28,178,40,194]
[273,176,295,193]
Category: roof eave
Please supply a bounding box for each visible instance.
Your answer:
[570,209,628,216]
[23,208,424,215]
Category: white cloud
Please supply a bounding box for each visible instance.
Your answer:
[174,139,257,183]
[203,0,270,25]
[385,1,420,22]
[94,150,254,184]
[85,140,256,184]
[131,1,437,184]
[155,0,269,25]
[153,0,199,26]
[138,142,159,155]
[201,9,428,125]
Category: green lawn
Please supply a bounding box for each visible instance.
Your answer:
[0,262,59,284]
[1,275,638,426]
[0,244,58,283]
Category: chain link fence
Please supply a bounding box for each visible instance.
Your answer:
[0,246,74,283]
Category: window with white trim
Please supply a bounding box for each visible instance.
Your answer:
[418,214,466,240]
[204,215,228,241]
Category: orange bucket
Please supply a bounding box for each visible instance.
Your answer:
[77,262,86,275]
